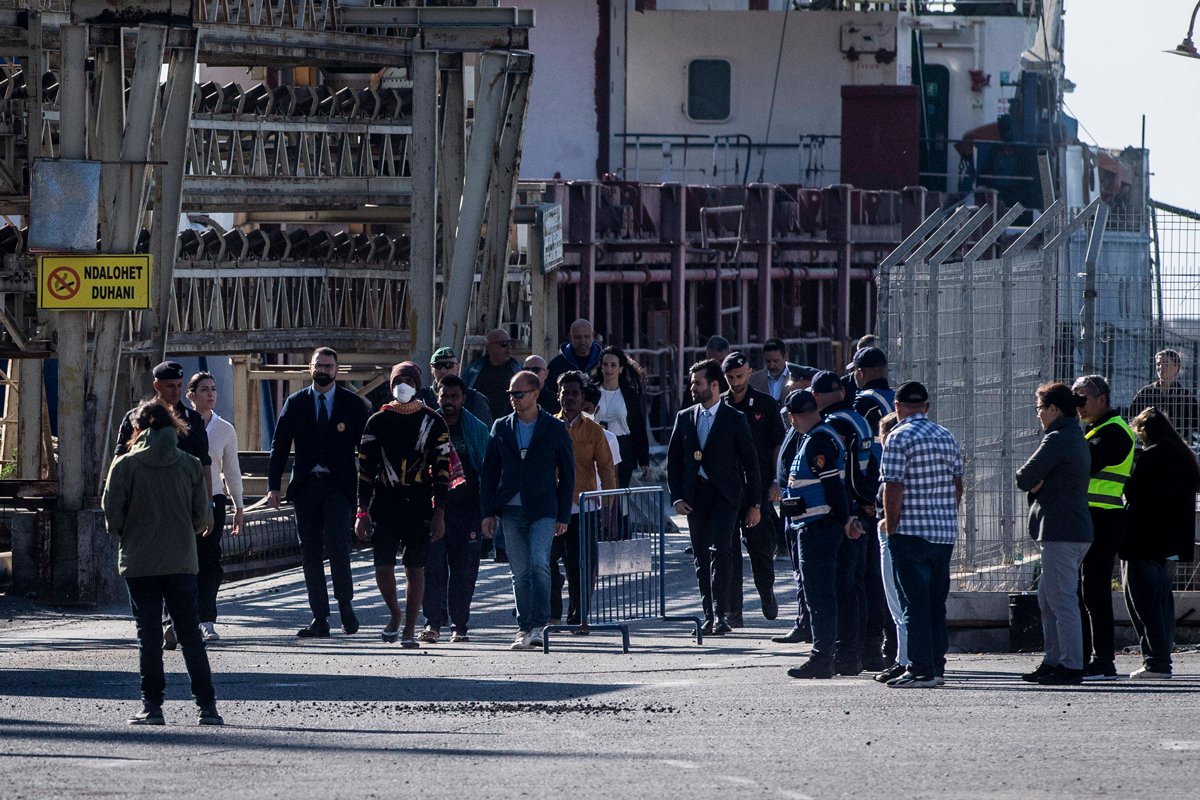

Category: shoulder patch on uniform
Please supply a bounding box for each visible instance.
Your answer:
[814,454,825,470]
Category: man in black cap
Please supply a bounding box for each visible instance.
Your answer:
[356,362,451,647]
[879,380,963,688]
[722,351,785,625]
[811,370,872,675]
[847,346,896,668]
[667,359,761,635]
[268,347,370,639]
[772,389,817,645]
[115,360,214,651]
[779,388,853,679]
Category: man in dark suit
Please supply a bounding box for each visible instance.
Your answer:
[268,347,370,638]
[667,359,762,635]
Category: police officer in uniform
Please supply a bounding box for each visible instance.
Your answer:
[772,390,815,645]
[1072,374,1135,680]
[811,370,873,675]
[848,346,896,669]
[782,389,857,679]
[721,352,786,625]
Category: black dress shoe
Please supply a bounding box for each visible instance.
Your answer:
[711,620,733,636]
[787,659,833,679]
[771,626,807,644]
[726,611,744,629]
[340,605,359,635]
[297,619,331,638]
[1021,662,1058,683]
[761,593,778,621]
[834,661,863,677]
[1036,667,1083,686]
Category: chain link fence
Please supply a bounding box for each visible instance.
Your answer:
[881,199,1200,592]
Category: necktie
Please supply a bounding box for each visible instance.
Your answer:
[317,392,329,429]
[697,408,712,450]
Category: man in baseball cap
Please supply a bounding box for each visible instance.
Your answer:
[419,348,492,426]
[114,359,214,651]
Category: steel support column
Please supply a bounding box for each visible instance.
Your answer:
[143,31,199,364]
[410,50,439,367]
[479,67,530,334]
[439,51,508,351]
[437,54,466,333]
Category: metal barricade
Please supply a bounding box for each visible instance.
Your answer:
[219,505,303,581]
[543,486,702,653]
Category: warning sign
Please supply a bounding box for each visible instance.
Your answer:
[37,255,152,310]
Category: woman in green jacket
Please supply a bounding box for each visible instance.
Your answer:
[103,399,221,726]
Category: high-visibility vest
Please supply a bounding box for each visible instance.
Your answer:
[856,387,895,465]
[1085,414,1134,509]
[786,423,846,524]
[826,408,873,479]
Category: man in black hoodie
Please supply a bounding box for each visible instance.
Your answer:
[546,318,602,391]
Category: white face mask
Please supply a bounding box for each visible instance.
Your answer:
[392,383,416,403]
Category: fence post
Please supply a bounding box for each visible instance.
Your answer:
[1081,203,1110,375]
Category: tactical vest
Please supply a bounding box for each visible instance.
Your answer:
[856,387,895,466]
[1085,414,1134,510]
[826,408,873,479]
[786,423,846,524]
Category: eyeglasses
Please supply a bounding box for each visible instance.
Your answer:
[432,361,457,370]
[507,390,530,400]
[526,366,546,373]
[490,339,513,348]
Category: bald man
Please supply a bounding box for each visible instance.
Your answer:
[463,329,522,420]
[547,319,603,392]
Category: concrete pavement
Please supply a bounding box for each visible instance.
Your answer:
[3,528,1200,799]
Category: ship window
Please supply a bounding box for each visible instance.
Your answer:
[687,59,731,122]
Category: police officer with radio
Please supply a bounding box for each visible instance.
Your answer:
[781,388,857,679]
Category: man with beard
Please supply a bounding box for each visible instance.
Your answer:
[667,359,761,635]
[268,347,370,639]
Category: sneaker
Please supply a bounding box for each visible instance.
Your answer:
[127,705,164,726]
[888,671,938,689]
[1021,663,1058,683]
[1130,666,1172,680]
[1036,667,1083,686]
[510,631,532,651]
[450,632,470,643]
[417,627,440,644]
[873,663,907,683]
[787,659,834,680]
[528,629,544,648]
[1081,662,1119,681]
[197,704,224,726]
[162,624,178,651]
[200,622,220,642]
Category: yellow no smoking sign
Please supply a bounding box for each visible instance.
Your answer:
[37,255,152,310]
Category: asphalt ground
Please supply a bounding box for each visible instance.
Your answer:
[3,525,1200,799]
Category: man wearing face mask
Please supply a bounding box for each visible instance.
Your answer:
[356,362,451,647]
[268,347,370,639]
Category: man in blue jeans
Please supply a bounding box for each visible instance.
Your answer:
[480,370,575,651]
[879,381,963,689]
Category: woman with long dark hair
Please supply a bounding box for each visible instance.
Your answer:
[1014,382,1093,686]
[1122,407,1200,679]
[103,399,221,725]
[590,345,650,487]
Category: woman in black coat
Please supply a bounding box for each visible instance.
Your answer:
[1122,407,1200,679]
[590,346,651,487]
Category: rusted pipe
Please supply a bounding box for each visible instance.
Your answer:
[556,266,874,285]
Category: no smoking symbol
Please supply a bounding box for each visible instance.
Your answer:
[47,266,80,301]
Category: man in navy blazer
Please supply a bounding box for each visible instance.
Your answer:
[668,359,762,635]
[268,347,370,638]
[480,370,575,650]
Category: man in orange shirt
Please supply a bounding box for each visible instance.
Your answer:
[551,371,617,628]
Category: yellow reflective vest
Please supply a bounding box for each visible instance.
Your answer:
[1085,414,1134,510]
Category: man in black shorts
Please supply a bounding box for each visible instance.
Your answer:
[356,362,451,648]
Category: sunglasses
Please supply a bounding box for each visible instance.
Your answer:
[432,361,457,369]
[527,366,546,373]
[490,340,513,348]
[507,390,530,400]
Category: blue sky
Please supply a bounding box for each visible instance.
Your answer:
[1064,0,1200,212]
